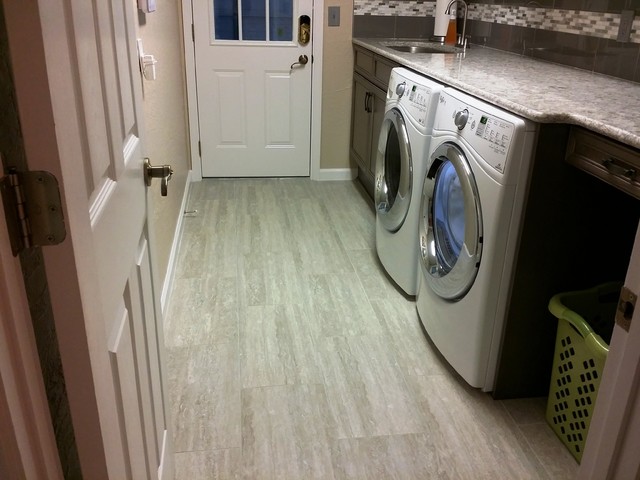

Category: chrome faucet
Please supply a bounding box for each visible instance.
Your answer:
[445,0,469,49]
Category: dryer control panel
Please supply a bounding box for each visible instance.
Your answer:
[434,92,517,175]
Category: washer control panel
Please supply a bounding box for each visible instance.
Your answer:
[436,93,516,174]
[402,84,434,127]
[388,68,443,133]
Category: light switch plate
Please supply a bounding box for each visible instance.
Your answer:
[328,6,340,27]
[138,0,156,13]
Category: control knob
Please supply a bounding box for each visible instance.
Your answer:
[396,82,407,98]
[454,108,469,130]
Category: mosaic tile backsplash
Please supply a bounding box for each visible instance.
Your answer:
[355,1,640,41]
[353,0,640,82]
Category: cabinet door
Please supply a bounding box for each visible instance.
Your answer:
[370,88,387,175]
[351,76,372,171]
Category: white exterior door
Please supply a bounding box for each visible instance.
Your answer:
[5,1,173,479]
[193,0,313,177]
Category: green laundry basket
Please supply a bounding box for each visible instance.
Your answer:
[545,282,621,463]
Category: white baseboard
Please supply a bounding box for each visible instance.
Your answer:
[315,168,357,181]
[161,170,192,315]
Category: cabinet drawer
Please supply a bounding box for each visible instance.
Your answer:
[374,58,394,90]
[566,127,640,200]
[354,47,375,76]
[354,45,398,90]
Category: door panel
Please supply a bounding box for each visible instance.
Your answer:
[194,0,312,177]
[266,73,293,145]
[351,77,371,170]
[371,92,386,173]
[109,305,149,480]
[216,71,247,145]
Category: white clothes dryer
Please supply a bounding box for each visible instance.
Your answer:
[416,87,537,391]
[375,68,443,295]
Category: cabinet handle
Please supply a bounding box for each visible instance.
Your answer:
[367,92,373,113]
[603,158,636,179]
[364,92,370,113]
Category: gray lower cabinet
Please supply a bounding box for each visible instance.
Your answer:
[351,73,385,198]
[350,46,397,199]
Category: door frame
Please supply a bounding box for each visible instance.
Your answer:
[180,0,324,181]
[0,196,63,480]
[578,222,640,478]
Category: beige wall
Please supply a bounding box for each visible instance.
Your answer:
[320,0,354,170]
[137,0,191,286]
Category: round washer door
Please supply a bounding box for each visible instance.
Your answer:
[375,107,413,233]
[419,141,483,301]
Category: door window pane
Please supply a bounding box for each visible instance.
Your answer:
[213,0,293,41]
[242,0,266,40]
[269,0,293,41]
[214,0,239,40]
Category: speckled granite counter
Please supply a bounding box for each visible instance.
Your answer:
[354,38,640,150]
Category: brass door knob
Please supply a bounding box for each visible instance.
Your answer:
[144,158,173,196]
[290,55,309,70]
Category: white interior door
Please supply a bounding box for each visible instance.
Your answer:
[193,0,312,177]
[4,1,173,478]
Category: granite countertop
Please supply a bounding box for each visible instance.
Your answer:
[354,38,640,150]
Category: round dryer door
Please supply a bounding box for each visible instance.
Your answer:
[375,108,413,233]
[419,142,483,301]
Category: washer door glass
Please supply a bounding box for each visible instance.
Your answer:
[419,142,483,301]
[375,108,412,233]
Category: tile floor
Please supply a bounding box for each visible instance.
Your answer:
[165,178,578,479]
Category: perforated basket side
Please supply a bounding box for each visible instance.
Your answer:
[545,318,606,462]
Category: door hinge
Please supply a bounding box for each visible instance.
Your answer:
[198,140,202,157]
[191,23,195,42]
[0,169,66,256]
[616,286,636,332]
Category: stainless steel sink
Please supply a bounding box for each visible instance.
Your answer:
[385,43,459,54]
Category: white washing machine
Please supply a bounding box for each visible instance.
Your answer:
[375,68,443,295]
[416,87,537,391]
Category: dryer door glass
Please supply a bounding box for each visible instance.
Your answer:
[375,108,413,233]
[419,142,483,301]
[433,161,465,273]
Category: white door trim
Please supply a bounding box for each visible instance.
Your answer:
[181,0,203,181]
[309,0,323,181]
[180,0,323,181]
[578,221,640,479]
[0,196,63,480]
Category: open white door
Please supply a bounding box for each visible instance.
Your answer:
[0,190,63,480]
[193,0,313,177]
[4,1,173,478]
[579,221,640,479]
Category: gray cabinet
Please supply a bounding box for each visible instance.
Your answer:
[350,46,397,199]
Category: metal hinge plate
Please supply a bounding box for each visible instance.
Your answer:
[0,170,66,256]
[616,286,636,332]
